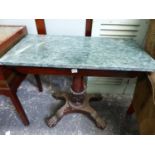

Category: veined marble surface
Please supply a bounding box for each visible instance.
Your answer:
[0,34,155,72]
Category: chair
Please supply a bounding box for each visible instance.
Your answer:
[0,67,42,125]
[0,25,42,125]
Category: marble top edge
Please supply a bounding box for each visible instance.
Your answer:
[0,34,155,72]
[0,61,153,72]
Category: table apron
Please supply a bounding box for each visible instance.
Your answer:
[4,66,145,78]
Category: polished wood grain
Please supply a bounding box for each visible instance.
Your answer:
[127,20,154,115]
[35,19,46,35]
[7,66,142,78]
[144,20,155,59]
[85,19,93,37]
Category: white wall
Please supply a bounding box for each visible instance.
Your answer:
[0,19,37,34]
[45,19,85,36]
[0,19,85,36]
[92,19,149,46]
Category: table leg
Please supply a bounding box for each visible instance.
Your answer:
[34,74,43,92]
[127,103,135,115]
[46,76,106,129]
[9,91,29,126]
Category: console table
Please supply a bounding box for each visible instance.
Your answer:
[1,34,155,129]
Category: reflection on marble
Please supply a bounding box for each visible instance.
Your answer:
[0,34,155,72]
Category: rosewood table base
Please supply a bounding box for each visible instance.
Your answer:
[46,75,106,129]
[46,92,106,129]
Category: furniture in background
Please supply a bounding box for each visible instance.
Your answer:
[127,20,155,115]
[124,20,155,134]
[0,25,42,125]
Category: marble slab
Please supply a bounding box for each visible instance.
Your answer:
[0,34,155,72]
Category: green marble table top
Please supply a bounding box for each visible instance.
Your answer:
[0,34,155,72]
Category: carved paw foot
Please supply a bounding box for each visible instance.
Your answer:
[46,116,58,128]
[95,118,106,129]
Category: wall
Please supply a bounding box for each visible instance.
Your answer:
[0,19,37,34]
[0,19,85,36]
[45,19,85,36]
